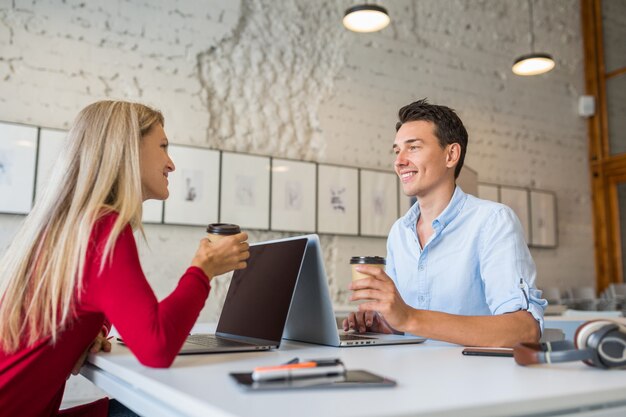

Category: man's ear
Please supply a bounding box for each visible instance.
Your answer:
[446,143,461,168]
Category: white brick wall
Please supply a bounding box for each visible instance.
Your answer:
[0,0,597,406]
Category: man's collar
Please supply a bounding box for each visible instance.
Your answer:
[434,186,467,229]
[403,186,467,229]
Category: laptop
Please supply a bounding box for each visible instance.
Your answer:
[178,237,308,354]
[283,235,426,347]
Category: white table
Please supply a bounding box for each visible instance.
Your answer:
[82,325,626,417]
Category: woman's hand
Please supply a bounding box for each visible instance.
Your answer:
[192,232,250,280]
[71,331,112,377]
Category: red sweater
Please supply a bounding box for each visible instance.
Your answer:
[0,213,211,417]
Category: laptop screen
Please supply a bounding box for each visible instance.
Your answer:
[216,237,308,342]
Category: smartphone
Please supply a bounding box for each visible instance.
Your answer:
[461,347,514,357]
[230,370,396,390]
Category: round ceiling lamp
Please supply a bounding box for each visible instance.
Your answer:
[512,0,555,76]
[512,53,556,76]
[343,4,390,33]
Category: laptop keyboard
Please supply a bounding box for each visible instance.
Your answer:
[186,334,253,348]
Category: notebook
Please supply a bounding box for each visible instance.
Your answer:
[283,235,426,347]
[178,237,308,354]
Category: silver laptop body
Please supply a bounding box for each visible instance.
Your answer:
[283,235,426,347]
[179,237,308,354]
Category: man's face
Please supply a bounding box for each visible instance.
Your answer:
[393,120,455,198]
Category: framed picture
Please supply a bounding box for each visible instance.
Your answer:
[0,122,38,214]
[317,164,358,235]
[163,145,220,226]
[142,200,163,224]
[530,190,557,248]
[359,169,398,237]
[220,152,270,230]
[397,178,415,217]
[35,128,67,200]
[500,186,530,243]
[270,158,316,233]
[477,183,499,202]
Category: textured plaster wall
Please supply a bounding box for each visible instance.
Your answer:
[0,0,594,318]
[0,0,595,322]
[0,0,597,405]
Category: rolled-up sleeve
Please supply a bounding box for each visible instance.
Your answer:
[478,206,547,332]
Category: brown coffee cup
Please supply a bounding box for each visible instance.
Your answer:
[206,223,241,242]
[350,256,386,281]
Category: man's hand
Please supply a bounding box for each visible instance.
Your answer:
[346,265,412,333]
[71,331,112,376]
[342,310,396,334]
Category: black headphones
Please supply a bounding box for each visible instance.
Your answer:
[514,320,626,369]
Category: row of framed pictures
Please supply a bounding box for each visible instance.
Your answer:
[0,121,403,237]
[144,148,402,237]
[0,120,559,244]
[477,184,558,248]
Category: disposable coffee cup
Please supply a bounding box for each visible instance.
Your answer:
[206,223,240,242]
[350,256,386,281]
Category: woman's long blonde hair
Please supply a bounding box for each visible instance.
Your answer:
[0,100,164,353]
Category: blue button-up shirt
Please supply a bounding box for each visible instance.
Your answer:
[386,186,547,331]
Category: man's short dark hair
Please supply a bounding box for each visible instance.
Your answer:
[396,98,468,179]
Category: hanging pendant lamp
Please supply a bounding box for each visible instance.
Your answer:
[343,4,390,33]
[512,0,555,76]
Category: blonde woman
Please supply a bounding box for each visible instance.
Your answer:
[0,101,249,417]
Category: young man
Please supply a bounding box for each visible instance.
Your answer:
[344,99,546,347]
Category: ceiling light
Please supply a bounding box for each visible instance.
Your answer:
[512,0,555,76]
[343,4,390,33]
[512,53,555,76]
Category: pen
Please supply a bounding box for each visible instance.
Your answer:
[254,359,341,372]
[251,360,345,382]
[254,361,317,372]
